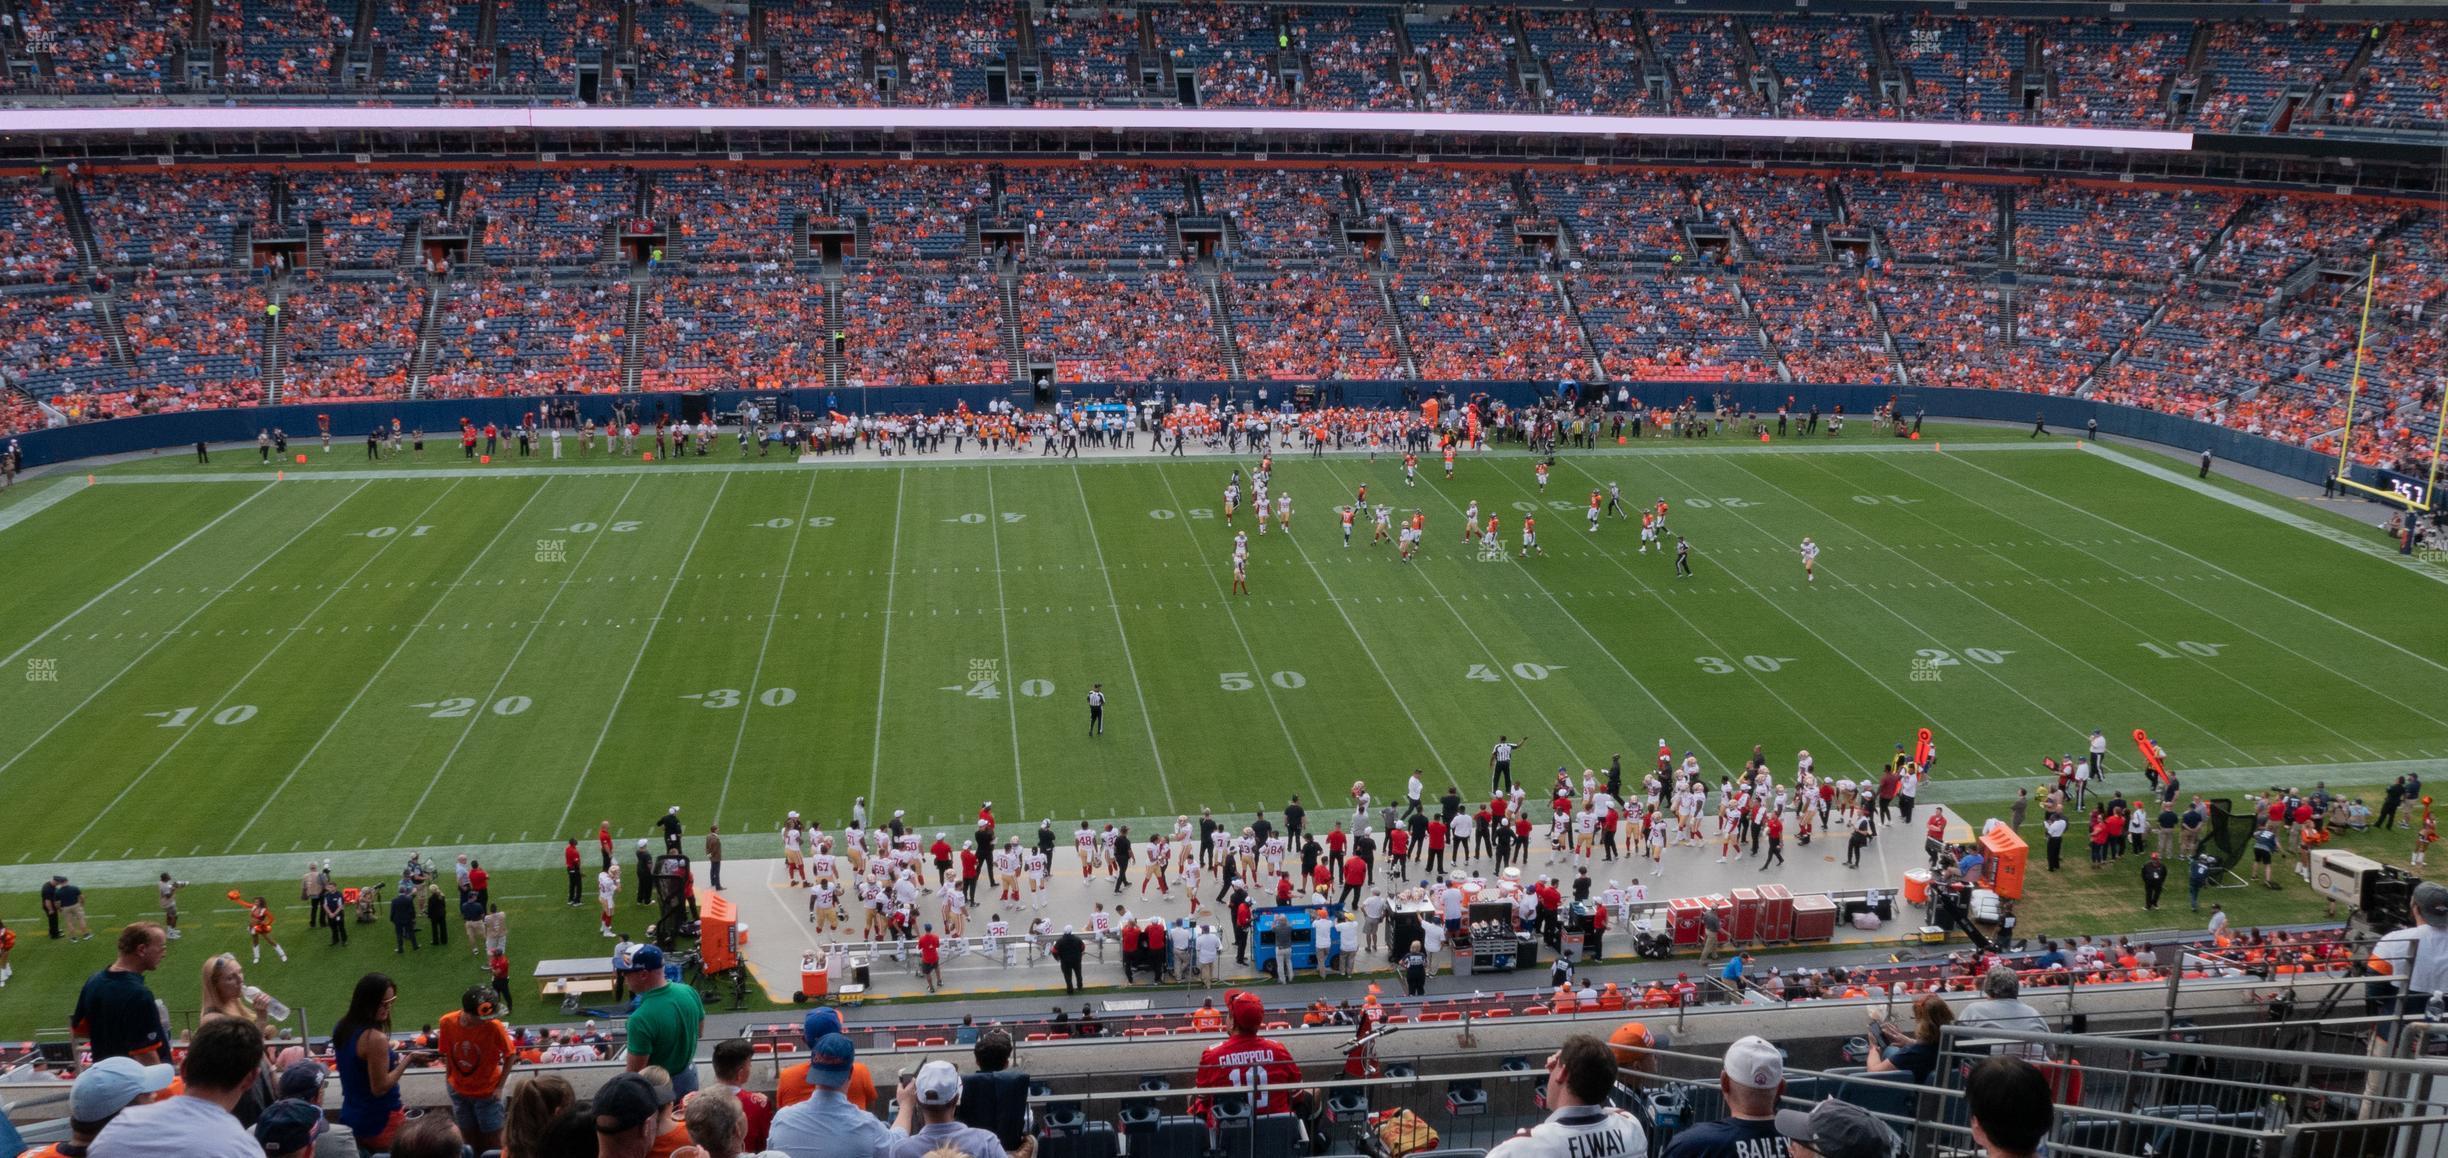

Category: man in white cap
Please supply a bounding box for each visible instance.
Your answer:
[1487,1034,1647,1158]
[1660,1035,1783,1158]
[657,806,683,852]
[885,1060,1030,1158]
[1775,1097,1900,1158]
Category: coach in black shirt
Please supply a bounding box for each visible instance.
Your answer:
[1283,797,1306,841]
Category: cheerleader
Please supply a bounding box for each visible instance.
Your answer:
[246,896,287,964]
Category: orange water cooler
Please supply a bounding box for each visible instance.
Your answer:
[1979,824,2029,900]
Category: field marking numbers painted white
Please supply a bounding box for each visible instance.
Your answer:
[1794,454,2408,758]
[225,479,561,851]
[1717,456,2258,764]
[554,474,735,837]
[1311,459,1591,771]
[713,471,822,823]
[1152,464,1333,806]
[58,481,442,858]
[1911,452,2448,705]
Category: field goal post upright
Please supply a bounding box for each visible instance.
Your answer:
[2328,250,2446,512]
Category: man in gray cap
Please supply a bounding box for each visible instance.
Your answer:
[1776,1098,1900,1158]
[2373,880,2448,1024]
[591,1072,676,1158]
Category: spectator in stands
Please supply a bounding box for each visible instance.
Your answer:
[331,973,422,1152]
[618,945,705,1097]
[250,1099,332,1158]
[503,1074,576,1158]
[386,1113,464,1158]
[957,1028,1029,1150]
[1659,1034,1783,1158]
[72,923,171,1065]
[1772,1098,1899,1158]
[1190,991,1307,1123]
[438,984,516,1153]
[89,1015,265,1158]
[885,1060,1026,1158]
[38,1055,174,1158]
[1862,994,1955,1083]
[700,1038,773,1153]
[674,1089,764,1158]
[765,1033,915,1157]
[590,1072,677,1158]
[1488,1034,1649,1158]
[2371,880,2448,1025]
[1963,1056,2055,1158]
[776,1008,877,1110]
[1956,966,2049,1058]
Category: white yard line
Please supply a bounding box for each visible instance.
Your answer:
[865,470,908,811]
[1710,455,2269,765]
[223,478,560,851]
[1234,467,1457,783]
[1806,453,2420,754]
[0,476,87,535]
[0,482,361,785]
[982,469,1031,818]
[0,481,276,671]
[388,475,654,842]
[55,481,445,859]
[552,473,735,837]
[1432,459,1761,776]
[1068,465,1177,813]
[2089,443,2448,587]
[1597,455,2033,770]
[1310,458,1592,772]
[1929,451,2448,678]
[1901,456,2448,731]
[712,471,823,824]
[1151,465,1330,808]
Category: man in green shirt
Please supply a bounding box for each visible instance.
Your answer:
[619,946,705,1097]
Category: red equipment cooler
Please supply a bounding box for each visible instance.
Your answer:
[1790,893,1838,942]
[1759,884,1794,942]
[1668,896,1707,946]
[1729,887,1762,943]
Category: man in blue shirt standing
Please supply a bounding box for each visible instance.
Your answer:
[767,1033,917,1157]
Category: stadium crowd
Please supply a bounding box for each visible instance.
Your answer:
[1,3,2443,141]
[1,162,2438,479]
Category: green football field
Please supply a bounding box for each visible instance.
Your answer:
[4,424,2445,878]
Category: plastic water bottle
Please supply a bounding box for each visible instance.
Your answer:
[244,986,291,1022]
